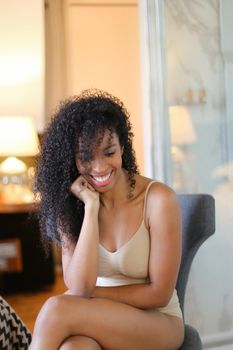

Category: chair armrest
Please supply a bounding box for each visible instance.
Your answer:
[179,324,202,350]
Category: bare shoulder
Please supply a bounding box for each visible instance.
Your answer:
[147,181,177,200]
[134,175,179,210]
[144,181,181,225]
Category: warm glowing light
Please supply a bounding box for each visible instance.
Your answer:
[0,116,39,156]
[0,157,26,174]
[0,54,41,86]
[169,105,196,145]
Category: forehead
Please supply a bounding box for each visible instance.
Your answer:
[79,130,119,149]
[100,130,119,146]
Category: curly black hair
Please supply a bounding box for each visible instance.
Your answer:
[35,89,139,248]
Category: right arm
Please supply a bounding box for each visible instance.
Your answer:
[61,176,100,297]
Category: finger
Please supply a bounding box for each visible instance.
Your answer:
[78,177,87,188]
[86,182,96,192]
[81,177,87,185]
[81,176,96,192]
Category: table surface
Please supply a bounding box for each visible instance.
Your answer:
[0,201,36,214]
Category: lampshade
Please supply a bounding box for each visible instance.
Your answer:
[169,106,196,145]
[0,116,39,156]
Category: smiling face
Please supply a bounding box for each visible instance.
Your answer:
[76,130,124,192]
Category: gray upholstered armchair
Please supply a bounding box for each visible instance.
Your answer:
[177,194,215,349]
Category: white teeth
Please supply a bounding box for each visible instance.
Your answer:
[93,172,111,183]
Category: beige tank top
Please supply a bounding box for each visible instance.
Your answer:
[97,181,183,319]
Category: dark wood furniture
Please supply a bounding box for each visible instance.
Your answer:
[0,202,55,294]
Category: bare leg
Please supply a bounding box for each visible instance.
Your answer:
[30,294,184,350]
[60,335,102,350]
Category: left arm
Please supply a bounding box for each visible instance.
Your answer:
[92,183,182,309]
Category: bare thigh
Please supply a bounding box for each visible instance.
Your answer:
[32,295,184,350]
[60,335,102,350]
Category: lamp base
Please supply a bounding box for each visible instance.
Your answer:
[0,158,34,204]
[0,184,34,204]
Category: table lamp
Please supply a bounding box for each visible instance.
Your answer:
[169,105,197,190]
[0,116,39,204]
[169,105,196,146]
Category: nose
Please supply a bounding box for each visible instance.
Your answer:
[91,157,108,174]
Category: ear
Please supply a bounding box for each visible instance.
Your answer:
[121,146,124,155]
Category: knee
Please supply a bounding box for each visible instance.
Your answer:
[34,295,69,332]
[60,336,102,350]
[59,338,74,350]
[43,295,66,316]
[60,336,79,350]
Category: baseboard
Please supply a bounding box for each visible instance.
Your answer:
[202,330,233,349]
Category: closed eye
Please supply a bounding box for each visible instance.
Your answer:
[105,151,115,157]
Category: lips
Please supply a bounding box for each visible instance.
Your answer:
[91,171,113,187]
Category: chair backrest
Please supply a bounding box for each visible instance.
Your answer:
[176,194,215,313]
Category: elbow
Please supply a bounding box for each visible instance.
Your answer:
[157,294,171,307]
[78,282,96,298]
[64,274,96,298]
[150,284,173,308]
[159,288,173,307]
[73,286,94,298]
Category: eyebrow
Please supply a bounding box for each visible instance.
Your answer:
[103,143,117,151]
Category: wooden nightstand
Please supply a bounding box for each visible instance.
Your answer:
[0,201,55,293]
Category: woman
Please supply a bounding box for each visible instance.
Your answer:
[30,89,184,349]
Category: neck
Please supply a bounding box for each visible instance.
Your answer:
[100,169,131,209]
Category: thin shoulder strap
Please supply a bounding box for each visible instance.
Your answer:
[143,181,156,219]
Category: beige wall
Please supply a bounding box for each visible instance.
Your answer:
[46,0,144,172]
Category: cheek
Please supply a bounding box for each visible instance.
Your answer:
[114,153,123,169]
[76,159,88,174]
